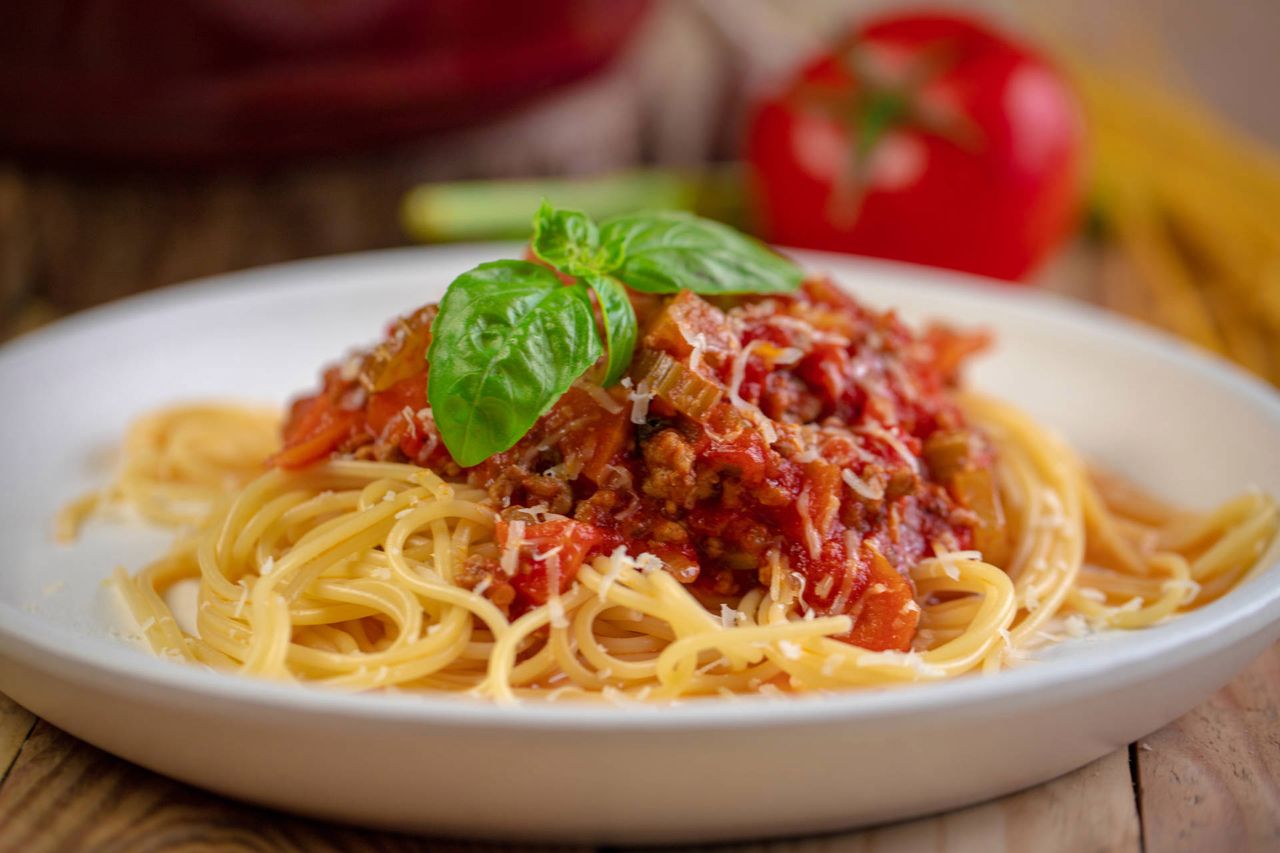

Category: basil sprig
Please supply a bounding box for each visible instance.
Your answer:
[427,203,802,466]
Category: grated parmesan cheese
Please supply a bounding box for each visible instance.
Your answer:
[548,594,568,628]
[842,467,885,501]
[855,650,945,677]
[597,547,629,601]
[778,640,803,660]
[723,339,782,445]
[719,603,743,629]
[796,486,821,560]
[634,552,663,574]
[757,415,779,445]
[773,347,804,366]
[727,340,764,407]
[1064,614,1090,637]
[626,380,654,425]
[930,544,982,581]
[500,520,525,576]
[575,379,623,414]
[1023,586,1040,612]
[788,571,807,602]
[857,422,919,473]
[338,356,362,381]
[533,544,564,561]
[763,314,850,348]
[686,333,710,376]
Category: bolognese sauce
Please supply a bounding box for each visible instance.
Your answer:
[276,278,1008,652]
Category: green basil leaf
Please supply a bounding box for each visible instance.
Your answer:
[427,260,602,466]
[600,210,802,295]
[584,273,637,388]
[531,200,615,277]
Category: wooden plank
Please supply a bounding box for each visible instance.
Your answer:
[0,719,588,853]
[0,692,36,785]
[867,748,1140,853]
[1137,641,1280,853]
[713,749,1140,853]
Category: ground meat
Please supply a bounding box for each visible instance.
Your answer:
[573,488,625,527]
[885,468,918,501]
[651,520,690,543]
[455,555,516,611]
[477,463,529,506]
[760,371,823,423]
[641,428,698,510]
[522,472,574,515]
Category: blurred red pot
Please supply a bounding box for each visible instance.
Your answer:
[0,0,649,166]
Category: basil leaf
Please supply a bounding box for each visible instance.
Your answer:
[584,273,637,388]
[531,201,617,277]
[427,260,602,466]
[600,210,802,295]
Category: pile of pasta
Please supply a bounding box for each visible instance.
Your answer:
[64,400,1277,702]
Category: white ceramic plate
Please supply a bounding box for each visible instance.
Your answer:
[1,246,1278,845]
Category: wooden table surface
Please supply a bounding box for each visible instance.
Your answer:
[0,156,1278,853]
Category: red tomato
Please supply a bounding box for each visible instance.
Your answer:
[746,12,1084,281]
[499,519,604,606]
[845,550,919,652]
[274,392,360,470]
[365,374,430,461]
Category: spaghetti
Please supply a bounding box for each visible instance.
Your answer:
[73,392,1276,702]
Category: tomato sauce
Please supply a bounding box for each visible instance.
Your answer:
[275,278,1003,651]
